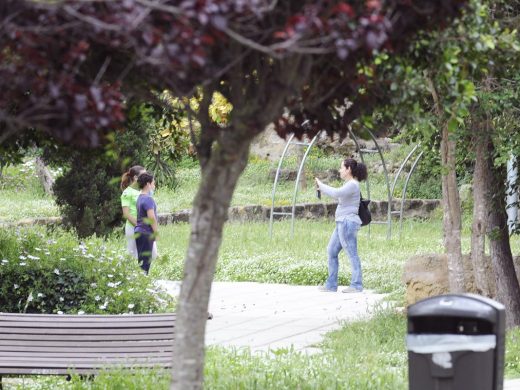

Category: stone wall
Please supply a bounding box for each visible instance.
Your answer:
[5,199,440,228]
[158,198,440,224]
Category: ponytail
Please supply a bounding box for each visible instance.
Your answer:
[343,158,368,182]
[120,165,145,190]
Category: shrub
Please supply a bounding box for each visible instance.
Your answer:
[52,149,125,239]
[0,228,174,314]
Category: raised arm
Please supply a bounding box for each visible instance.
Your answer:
[316,179,357,200]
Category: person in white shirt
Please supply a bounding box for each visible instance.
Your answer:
[315,158,368,293]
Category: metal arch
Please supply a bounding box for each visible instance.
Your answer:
[399,150,424,238]
[348,129,372,236]
[290,134,320,236]
[347,129,370,199]
[365,128,393,240]
[390,143,420,198]
[269,133,295,238]
[269,130,321,238]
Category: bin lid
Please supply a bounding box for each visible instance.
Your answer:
[408,294,505,324]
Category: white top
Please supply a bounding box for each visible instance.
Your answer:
[318,179,361,224]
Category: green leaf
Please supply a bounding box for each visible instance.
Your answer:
[448,118,459,132]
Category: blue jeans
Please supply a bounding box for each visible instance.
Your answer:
[325,220,362,291]
[135,231,155,275]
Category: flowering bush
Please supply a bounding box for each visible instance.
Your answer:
[0,228,174,314]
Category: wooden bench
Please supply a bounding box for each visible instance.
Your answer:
[0,312,176,388]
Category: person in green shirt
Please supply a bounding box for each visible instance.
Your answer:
[120,165,157,260]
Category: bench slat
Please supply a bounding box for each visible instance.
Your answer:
[0,313,175,320]
[0,358,172,367]
[0,346,172,353]
[0,340,172,348]
[0,365,171,375]
[0,353,172,360]
[0,333,174,342]
[0,351,173,360]
[0,320,175,329]
[0,327,173,335]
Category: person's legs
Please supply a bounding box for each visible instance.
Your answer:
[339,220,362,291]
[324,224,343,291]
[135,232,154,274]
[125,224,138,259]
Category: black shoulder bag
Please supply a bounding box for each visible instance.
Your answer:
[359,194,372,226]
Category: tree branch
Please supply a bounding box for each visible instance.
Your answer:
[63,5,121,31]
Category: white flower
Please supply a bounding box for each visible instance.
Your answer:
[57,311,64,315]
[37,293,44,298]
[78,310,85,315]
[60,258,66,261]
[34,247,41,251]
[128,304,135,309]
[14,284,19,289]
[19,255,26,260]
[94,295,101,301]
[90,283,97,288]
[27,255,40,260]
[53,269,60,275]
[19,262,26,266]
[1,259,8,264]
[59,297,64,302]
[107,274,114,278]
[107,282,115,288]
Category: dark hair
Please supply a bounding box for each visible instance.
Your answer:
[120,165,145,190]
[343,158,367,182]
[137,172,154,189]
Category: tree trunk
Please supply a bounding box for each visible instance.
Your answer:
[35,156,54,196]
[427,74,465,293]
[440,123,464,293]
[170,132,252,390]
[485,149,520,327]
[470,120,492,296]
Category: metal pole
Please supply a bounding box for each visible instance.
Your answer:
[348,129,371,237]
[290,133,319,237]
[269,133,295,238]
[390,144,420,198]
[366,129,393,240]
[399,151,424,238]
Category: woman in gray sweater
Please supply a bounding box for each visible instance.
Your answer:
[315,158,368,293]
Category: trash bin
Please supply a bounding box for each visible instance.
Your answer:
[407,294,505,390]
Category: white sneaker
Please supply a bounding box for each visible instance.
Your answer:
[342,286,363,293]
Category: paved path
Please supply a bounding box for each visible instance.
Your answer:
[158,280,520,389]
[157,280,386,352]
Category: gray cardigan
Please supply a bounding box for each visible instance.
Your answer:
[318,179,361,224]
